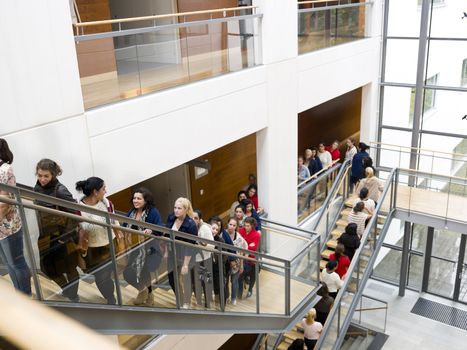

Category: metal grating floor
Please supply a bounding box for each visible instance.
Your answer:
[411,298,467,331]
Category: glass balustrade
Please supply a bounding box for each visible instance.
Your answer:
[75,11,262,109]
[298,0,372,55]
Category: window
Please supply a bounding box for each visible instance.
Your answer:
[461,59,467,86]
[417,0,445,6]
[409,74,439,122]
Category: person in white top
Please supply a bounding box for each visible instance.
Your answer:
[345,138,357,162]
[192,209,214,307]
[320,260,343,299]
[301,308,323,349]
[318,143,333,169]
[353,187,375,215]
[76,177,118,305]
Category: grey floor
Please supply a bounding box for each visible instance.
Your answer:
[363,279,467,350]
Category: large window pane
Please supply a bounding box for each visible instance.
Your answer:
[411,224,426,252]
[387,0,422,37]
[432,229,460,260]
[426,40,467,88]
[427,257,456,298]
[380,129,412,168]
[384,39,419,84]
[428,0,464,39]
[408,253,424,289]
[381,86,416,128]
[419,134,467,177]
[383,218,404,247]
[420,89,467,135]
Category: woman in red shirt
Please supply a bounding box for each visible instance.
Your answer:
[329,243,350,279]
[325,140,341,162]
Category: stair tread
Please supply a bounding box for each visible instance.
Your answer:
[326,239,338,249]
[321,249,334,259]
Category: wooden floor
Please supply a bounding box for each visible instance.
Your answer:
[1,268,313,316]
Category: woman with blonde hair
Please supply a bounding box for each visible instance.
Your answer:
[301,308,323,349]
[166,197,198,309]
[356,167,384,203]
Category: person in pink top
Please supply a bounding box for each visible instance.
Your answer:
[329,243,351,279]
[238,217,260,299]
[301,308,323,349]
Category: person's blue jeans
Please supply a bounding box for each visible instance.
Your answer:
[0,229,32,295]
[228,269,240,301]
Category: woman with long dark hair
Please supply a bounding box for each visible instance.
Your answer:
[123,187,163,306]
[0,139,31,295]
[34,158,80,302]
[76,177,117,304]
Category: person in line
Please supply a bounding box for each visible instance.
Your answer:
[34,158,80,302]
[329,244,351,279]
[320,260,342,299]
[123,187,163,306]
[304,148,313,168]
[356,167,384,204]
[242,174,257,192]
[337,223,360,261]
[208,217,227,304]
[318,143,333,169]
[301,308,323,350]
[229,190,247,217]
[234,205,247,228]
[0,139,31,295]
[351,142,370,191]
[315,282,334,324]
[362,156,376,174]
[347,201,371,238]
[344,138,357,162]
[325,140,341,162]
[288,339,305,350]
[298,156,311,182]
[241,199,261,233]
[166,197,198,309]
[307,147,323,176]
[192,209,214,308]
[246,184,260,212]
[238,217,261,299]
[353,187,375,216]
[224,217,247,305]
[76,177,117,304]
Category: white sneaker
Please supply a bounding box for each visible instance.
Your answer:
[182,303,190,309]
[231,299,237,305]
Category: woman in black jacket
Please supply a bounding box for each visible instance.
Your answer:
[337,223,360,260]
[34,158,80,302]
[166,197,198,309]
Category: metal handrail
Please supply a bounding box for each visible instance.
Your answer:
[371,141,466,158]
[297,159,340,188]
[315,168,397,349]
[74,6,257,28]
[298,0,373,12]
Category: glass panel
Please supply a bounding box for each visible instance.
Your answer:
[428,0,464,39]
[408,253,423,289]
[427,257,456,298]
[379,129,412,168]
[135,29,189,94]
[298,4,367,55]
[419,134,467,178]
[411,224,426,251]
[419,89,467,135]
[460,250,467,303]
[381,86,416,128]
[352,295,387,332]
[387,0,422,37]
[432,229,460,260]
[259,264,285,314]
[373,247,402,283]
[426,40,467,88]
[384,39,419,84]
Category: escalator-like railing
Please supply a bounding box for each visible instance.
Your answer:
[0,183,321,334]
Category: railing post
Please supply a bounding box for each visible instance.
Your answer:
[104,212,122,306]
[255,258,260,314]
[285,260,291,316]
[13,189,43,301]
[218,250,225,311]
[398,221,411,297]
[170,231,181,309]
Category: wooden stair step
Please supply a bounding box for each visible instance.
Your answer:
[326,239,338,249]
[320,259,327,270]
[331,229,342,239]
[336,219,348,228]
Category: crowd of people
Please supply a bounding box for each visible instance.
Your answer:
[0,137,264,310]
[298,140,342,182]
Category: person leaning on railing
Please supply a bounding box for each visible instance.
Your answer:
[0,138,32,296]
[76,177,119,305]
[238,216,260,299]
[34,158,80,302]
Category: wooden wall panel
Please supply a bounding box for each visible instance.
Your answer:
[75,0,116,78]
[108,187,133,213]
[298,88,362,159]
[189,133,257,221]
